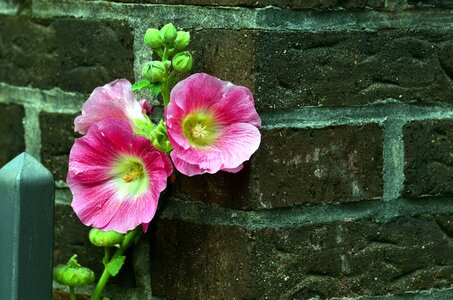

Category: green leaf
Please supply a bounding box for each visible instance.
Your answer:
[131,80,151,92]
[150,83,162,96]
[106,256,126,277]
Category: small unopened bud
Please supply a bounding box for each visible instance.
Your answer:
[174,31,190,50]
[172,51,193,73]
[142,61,166,83]
[89,228,124,247]
[144,28,163,49]
[53,255,95,287]
[160,23,177,46]
[149,121,173,153]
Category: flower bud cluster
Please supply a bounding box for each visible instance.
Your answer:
[142,23,193,86]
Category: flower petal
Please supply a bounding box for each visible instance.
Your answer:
[74,79,145,134]
[211,86,261,128]
[173,123,260,175]
[68,118,172,232]
[165,73,261,176]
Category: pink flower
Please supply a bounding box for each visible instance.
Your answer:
[165,73,261,176]
[67,119,172,233]
[74,79,151,134]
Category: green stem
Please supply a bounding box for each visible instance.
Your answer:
[90,227,142,300]
[161,81,170,107]
[162,47,168,61]
[69,286,76,300]
[102,247,110,266]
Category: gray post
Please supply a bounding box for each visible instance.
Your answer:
[0,153,54,300]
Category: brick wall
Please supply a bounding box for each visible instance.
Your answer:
[1,0,452,299]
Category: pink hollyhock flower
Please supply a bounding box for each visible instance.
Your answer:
[165,73,261,176]
[67,119,172,233]
[74,79,151,134]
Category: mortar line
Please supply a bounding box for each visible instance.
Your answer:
[23,105,42,161]
[1,82,453,123]
[28,0,453,32]
[382,119,405,201]
[0,82,85,113]
[0,2,19,15]
[159,196,453,229]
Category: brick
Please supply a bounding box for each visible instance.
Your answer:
[252,124,383,207]
[149,213,453,299]
[40,112,79,181]
[149,219,255,299]
[168,164,253,210]
[404,120,453,198]
[0,103,25,168]
[252,214,453,299]
[191,29,255,90]
[170,124,383,209]
[0,16,134,93]
[254,30,453,110]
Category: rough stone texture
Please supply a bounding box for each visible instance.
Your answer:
[84,0,391,10]
[170,124,383,209]
[150,213,453,299]
[149,219,255,299]
[253,124,383,207]
[0,103,25,168]
[0,15,134,93]
[404,120,453,197]
[191,29,255,90]
[253,214,453,299]
[40,112,79,181]
[254,30,453,110]
[168,164,253,210]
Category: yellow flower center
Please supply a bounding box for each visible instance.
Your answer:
[191,123,209,139]
[111,157,149,198]
[182,111,219,148]
[122,166,144,183]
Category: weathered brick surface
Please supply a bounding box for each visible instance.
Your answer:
[168,164,253,210]
[191,29,255,90]
[150,213,453,299]
[404,119,453,197]
[0,103,25,168]
[40,112,79,181]
[254,30,453,110]
[0,16,134,93]
[170,124,383,209]
[149,219,255,299]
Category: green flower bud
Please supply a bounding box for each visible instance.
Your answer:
[144,28,163,49]
[174,31,190,50]
[172,51,193,73]
[160,23,177,46]
[149,120,173,153]
[89,228,124,247]
[142,61,166,83]
[53,255,95,287]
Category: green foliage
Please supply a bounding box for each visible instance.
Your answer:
[106,256,126,277]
